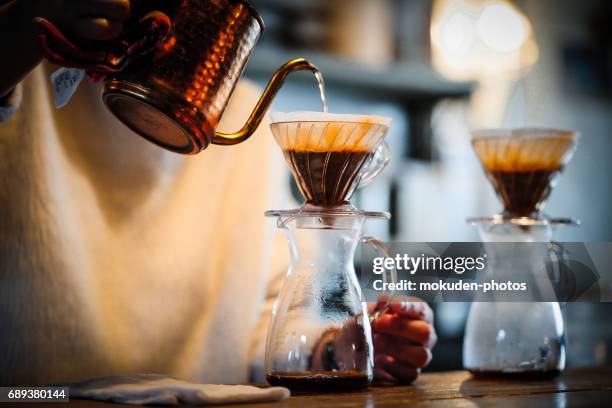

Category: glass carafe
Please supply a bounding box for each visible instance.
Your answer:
[264,209,394,392]
[463,220,568,378]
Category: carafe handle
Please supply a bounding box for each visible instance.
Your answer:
[361,236,397,323]
[213,58,320,145]
[358,141,391,188]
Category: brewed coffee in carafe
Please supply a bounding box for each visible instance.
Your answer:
[267,371,370,393]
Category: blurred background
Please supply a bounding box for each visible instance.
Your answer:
[243,0,612,371]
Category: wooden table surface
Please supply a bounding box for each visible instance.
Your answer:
[20,367,612,407]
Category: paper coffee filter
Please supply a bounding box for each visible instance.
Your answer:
[269,112,391,152]
[270,111,392,126]
[472,128,578,172]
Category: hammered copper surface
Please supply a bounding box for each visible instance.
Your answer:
[103,0,263,153]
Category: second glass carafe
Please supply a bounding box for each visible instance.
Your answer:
[463,221,567,377]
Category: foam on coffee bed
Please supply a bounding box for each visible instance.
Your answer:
[270,111,392,126]
[269,111,391,152]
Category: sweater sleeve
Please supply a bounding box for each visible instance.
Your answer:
[0,84,23,122]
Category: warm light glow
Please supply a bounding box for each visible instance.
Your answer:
[430,0,540,127]
[439,11,477,55]
[477,2,527,52]
[430,0,538,81]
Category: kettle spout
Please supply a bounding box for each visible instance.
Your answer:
[212,58,321,145]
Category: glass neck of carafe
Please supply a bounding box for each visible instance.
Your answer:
[477,223,553,243]
[476,223,559,300]
[278,215,367,276]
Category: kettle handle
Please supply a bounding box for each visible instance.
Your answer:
[212,58,320,145]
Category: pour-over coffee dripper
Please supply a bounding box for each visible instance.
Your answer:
[264,112,395,392]
[471,128,579,221]
[464,128,580,378]
[270,112,391,212]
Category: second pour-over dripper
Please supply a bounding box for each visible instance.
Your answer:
[464,128,580,378]
[472,128,579,221]
[264,112,395,392]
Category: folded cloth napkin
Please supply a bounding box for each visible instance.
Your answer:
[63,374,290,406]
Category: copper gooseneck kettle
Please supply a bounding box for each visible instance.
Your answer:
[100,0,319,154]
[34,0,319,154]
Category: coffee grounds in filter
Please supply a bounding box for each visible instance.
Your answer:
[270,115,390,206]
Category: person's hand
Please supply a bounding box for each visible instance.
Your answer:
[0,0,132,95]
[25,0,132,41]
[370,297,436,384]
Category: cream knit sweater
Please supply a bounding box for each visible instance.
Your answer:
[0,64,290,386]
